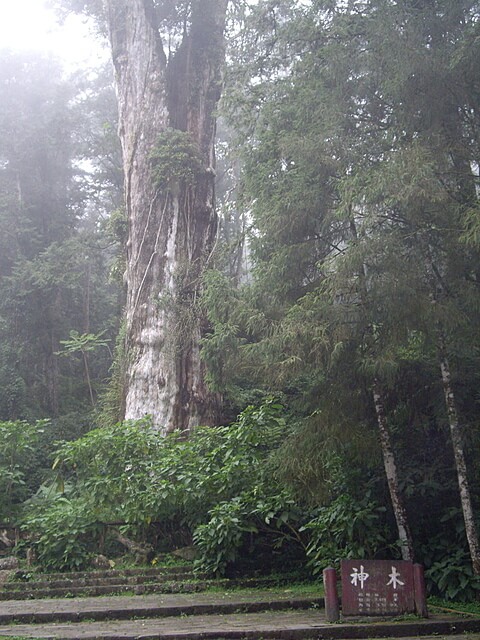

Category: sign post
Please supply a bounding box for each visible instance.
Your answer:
[413,563,428,618]
[323,567,340,622]
[340,559,428,618]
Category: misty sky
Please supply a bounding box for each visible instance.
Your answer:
[0,0,106,68]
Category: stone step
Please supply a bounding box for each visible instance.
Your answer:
[13,565,194,581]
[1,566,198,599]
[7,571,198,591]
[0,610,479,639]
[0,579,217,600]
[0,591,323,624]
[0,579,290,601]
[1,570,289,600]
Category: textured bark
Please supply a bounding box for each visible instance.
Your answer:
[438,334,480,575]
[104,0,227,432]
[372,379,414,562]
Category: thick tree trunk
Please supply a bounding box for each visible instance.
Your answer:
[105,0,227,432]
[372,379,414,562]
[438,334,480,575]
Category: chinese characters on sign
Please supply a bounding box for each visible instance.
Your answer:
[341,559,415,616]
[386,566,404,589]
[350,565,369,588]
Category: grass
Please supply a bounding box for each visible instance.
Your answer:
[203,579,323,597]
[428,595,480,616]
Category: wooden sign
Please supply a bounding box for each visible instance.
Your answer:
[341,559,415,616]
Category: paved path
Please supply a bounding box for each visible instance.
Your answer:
[0,590,479,639]
[0,608,480,639]
[1,609,323,638]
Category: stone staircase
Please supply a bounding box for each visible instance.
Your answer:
[0,565,290,600]
[0,565,209,599]
[0,565,478,639]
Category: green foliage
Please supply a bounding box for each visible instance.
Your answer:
[213,0,480,594]
[0,420,45,523]
[56,330,111,407]
[21,400,409,578]
[0,340,27,420]
[23,402,312,574]
[301,494,387,574]
[57,330,110,356]
[24,493,99,571]
[425,549,480,602]
[150,129,203,191]
[418,505,480,601]
[52,401,286,523]
[193,483,304,576]
[50,418,159,524]
[193,498,252,575]
[106,208,128,252]
[96,320,127,428]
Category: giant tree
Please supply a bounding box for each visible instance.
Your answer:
[62,0,229,431]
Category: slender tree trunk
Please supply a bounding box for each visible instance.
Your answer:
[372,379,414,561]
[82,350,95,408]
[350,216,414,558]
[438,333,480,575]
[45,290,61,417]
[105,0,227,432]
[425,244,480,575]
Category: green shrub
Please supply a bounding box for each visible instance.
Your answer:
[419,507,480,601]
[22,402,305,573]
[19,401,428,579]
[425,548,480,602]
[193,498,251,575]
[301,493,387,573]
[24,494,99,571]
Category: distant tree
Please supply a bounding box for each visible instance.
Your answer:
[0,51,121,420]
[0,52,78,417]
